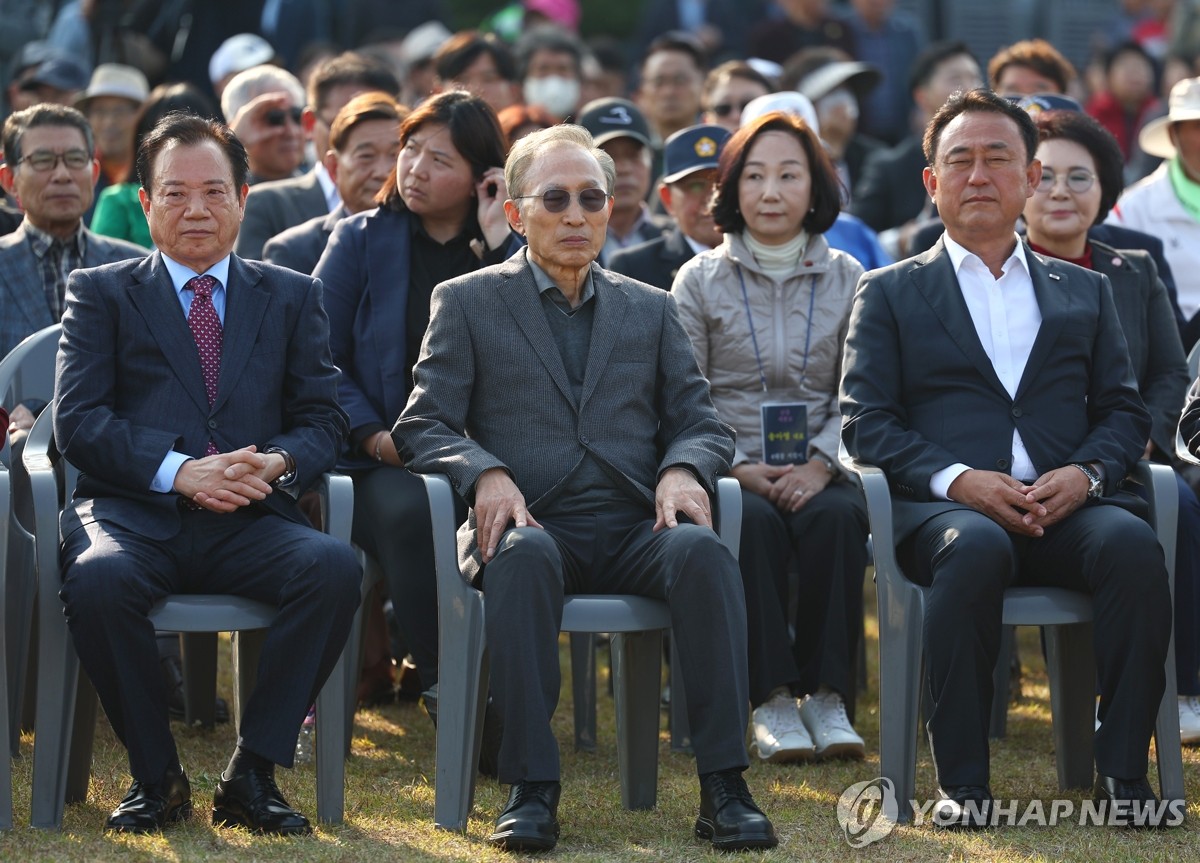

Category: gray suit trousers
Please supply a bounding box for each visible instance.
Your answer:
[481,509,750,783]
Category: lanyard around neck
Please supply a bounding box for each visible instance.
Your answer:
[735,264,817,393]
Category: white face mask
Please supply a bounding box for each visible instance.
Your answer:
[523,75,581,118]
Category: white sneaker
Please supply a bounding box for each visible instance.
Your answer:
[750,692,815,762]
[1179,695,1200,744]
[799,688,866,760]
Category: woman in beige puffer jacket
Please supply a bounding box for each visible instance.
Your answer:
[672,110,870,764]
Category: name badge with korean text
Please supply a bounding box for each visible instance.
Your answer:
[761,402,808,465]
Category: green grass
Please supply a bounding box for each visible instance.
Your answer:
[2,575,1198,861]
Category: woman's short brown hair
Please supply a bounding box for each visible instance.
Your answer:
[710,110,841,236]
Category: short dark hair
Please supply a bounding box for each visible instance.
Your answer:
[329,91,406,153]
[642,30,708,75]
[702,61,774,107]
[435,30,517,84]
[1034,110,1125,224]
[306,51,401,112]
[515,25,584,81]
[987,38,1076,94]
[908,40,974,94]
[2,103,94,166]
[132,83,218,161]
[711,110,840,236]
[923,87,1039,167]
[136,112,249,193]
[376,90,506,211]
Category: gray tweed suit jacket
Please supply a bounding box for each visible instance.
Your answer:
[0,222,146,358]
[394,248,735,582]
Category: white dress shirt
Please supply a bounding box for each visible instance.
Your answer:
[929,233,1042,499]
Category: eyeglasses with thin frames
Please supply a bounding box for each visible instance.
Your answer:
[17,149,91,172]
[512,188,611,213]
[1037,168,1096,194]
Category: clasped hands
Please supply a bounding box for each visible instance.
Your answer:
[173,445,287,513]
[732,460,832,513]
[472,466,712,564]
[946,466,1092,537]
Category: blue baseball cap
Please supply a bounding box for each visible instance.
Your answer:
[661,124,730,184]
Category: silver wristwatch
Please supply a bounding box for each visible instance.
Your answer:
[1070,462,1102,500]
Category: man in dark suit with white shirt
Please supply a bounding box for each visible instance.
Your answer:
[263,92,403,275]
[236,53,400,260]
[54,113,360,836]
[841,88,1172,827]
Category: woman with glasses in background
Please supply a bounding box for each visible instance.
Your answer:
[1022,108,1200,744]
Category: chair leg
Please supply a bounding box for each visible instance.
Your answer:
[434,601,487,832]
[231,630,266,732]
[570,632,596,752]
[612,630,662,811]
[65,675,97,804]
[1154,624,1186,803]
[878,585,924,824]
[315,638,350,824]
[990,625,1015,739]
[1044,623,1096,790]
[668,632,691,753]
[180,632,217,728]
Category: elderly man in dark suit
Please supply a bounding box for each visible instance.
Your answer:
[235,53,400,260]
[841,89,1172,827]
[395,124,776,853]
[54,113,360,836]
[608,123,728,290]
[263,92,403,275]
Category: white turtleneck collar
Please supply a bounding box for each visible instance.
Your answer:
[742,229,809,279]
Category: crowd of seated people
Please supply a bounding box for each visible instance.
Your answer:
[3,0,1200,847]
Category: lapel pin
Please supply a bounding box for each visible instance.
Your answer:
[1048,273,1061,281]
[1112,256,1122,267]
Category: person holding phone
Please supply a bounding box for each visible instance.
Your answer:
[314,91,521,727]
[672,110,870,764]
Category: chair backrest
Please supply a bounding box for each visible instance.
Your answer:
[0,324,60,463]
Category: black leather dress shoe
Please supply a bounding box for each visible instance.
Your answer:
[932,785,994,829]
[487,780,561,852]
[212,765,312,835]
[1093,774,1165,828]
[695,769,778,851]
[105,764,192,834]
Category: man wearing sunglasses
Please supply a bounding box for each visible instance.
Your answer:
[220,65,308,187]
[396,124,777,853]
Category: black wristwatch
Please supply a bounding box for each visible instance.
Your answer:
[265,446,297,488]
[1069,462,1102,500]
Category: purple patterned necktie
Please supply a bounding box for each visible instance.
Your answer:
[186,275,222,456]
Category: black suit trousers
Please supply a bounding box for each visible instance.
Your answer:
[898,502,1171,788]
[481,509,750,783]
[60,505,361,784]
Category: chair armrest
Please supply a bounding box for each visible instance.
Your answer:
[838,440,903,590]
[311,472,353,544]
[24,407,66,604]
[713,476,742,559]
[1134,460,1178,596]
[419,473,476,607]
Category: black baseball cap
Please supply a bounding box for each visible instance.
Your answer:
[577,97,652,149]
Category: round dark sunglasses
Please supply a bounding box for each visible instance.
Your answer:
[513,188,610,213]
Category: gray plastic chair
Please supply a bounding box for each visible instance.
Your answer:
[24,404,356,828]
[839,443,1185,823]
[0,458,11,829]
[423,472,741,832]
[1174,341,1200,463]
[0,324,61,761]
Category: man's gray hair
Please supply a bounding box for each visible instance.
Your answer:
[220,64,306,123]
[505,124,616,204]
